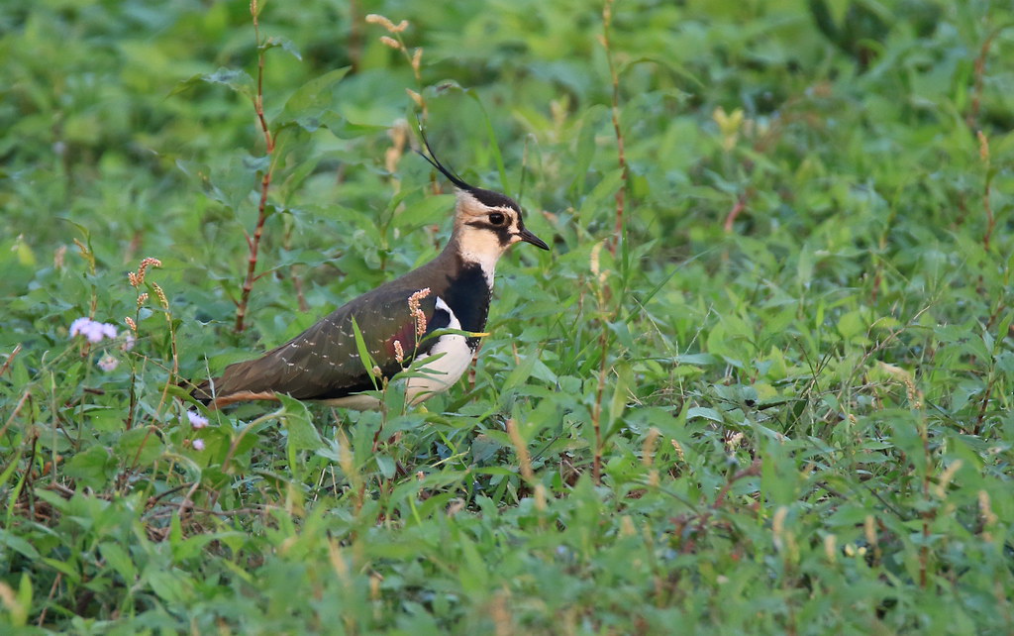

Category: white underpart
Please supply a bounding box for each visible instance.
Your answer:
[405,297,472,404]
[319,298,472,409]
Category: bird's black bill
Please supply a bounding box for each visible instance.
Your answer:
[518,227,550,250]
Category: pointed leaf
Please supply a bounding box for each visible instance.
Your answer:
[273,67,387,139]
[350,317,379,390]
[170,68,255,100]
[262,36,302,60]
[277,394,324,452]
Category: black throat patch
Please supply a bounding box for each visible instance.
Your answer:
[442,260,493,349]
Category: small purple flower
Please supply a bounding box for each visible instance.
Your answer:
[97,354,119,372]
[192,438,206,451]
[82,325,104,343]
[70,317,93,338]
[69,317,118,343]
[187,411,209,429]
[121,332,136,352]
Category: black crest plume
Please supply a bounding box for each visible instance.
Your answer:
[416,125,475,191]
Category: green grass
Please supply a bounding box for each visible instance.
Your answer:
[2,0,1013,633]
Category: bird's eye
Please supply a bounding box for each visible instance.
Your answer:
[488,212,506,226]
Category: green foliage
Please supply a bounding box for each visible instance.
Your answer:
[2,0,1013,632]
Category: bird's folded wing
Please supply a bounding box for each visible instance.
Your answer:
[208,289,448,402]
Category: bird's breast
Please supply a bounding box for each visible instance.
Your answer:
[407,296,474,404]
[440,263,493,347]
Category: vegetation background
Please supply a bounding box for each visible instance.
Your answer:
[1,0,1012,633]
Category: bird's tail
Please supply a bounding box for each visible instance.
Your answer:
[179,376,217,406]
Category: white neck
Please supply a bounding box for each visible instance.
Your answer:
[453,221,505,289]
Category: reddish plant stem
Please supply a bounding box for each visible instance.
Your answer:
[0,344,21,378]
[723,194,747,233]
[678,459,761,555]
[966,30,998,130]
[980,143,995,252]
[348,0,363,73]
[235,5,276,333]
[291,266,309,313]
[918,409,932,589]
[590,328,609,485]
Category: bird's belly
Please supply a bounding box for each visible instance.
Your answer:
[316,393,383,409]
[406,334,473,405]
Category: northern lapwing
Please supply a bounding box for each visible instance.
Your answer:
[190,139,549,410]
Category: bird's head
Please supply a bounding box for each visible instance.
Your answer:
[417,134,549,269]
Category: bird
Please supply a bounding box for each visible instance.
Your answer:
[190,137,549,410]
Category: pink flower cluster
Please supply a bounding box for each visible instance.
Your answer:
[187,411,209,429]
[70,317,118,343]
[187,412,209,451]
[98,354,118,372]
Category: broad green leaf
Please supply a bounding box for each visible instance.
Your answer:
[64,446,114,490]
[687,406,722,423]
[116,428,165,469]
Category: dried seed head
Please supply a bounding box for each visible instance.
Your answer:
[534,483,547,512]
[823,534,837,563]
[772,505,788,551]
[385,119,408,174]
[978,130,990,164]
[934,460,963,499]
[151,282,169,311]
[408,287,431,339]
[641,427,660,467]
[979,490,998,527]
[365,14,397,31]
[878,362,922,410]
[864,515,877,546]
[130,257,163,288]
[670,439,685,462]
